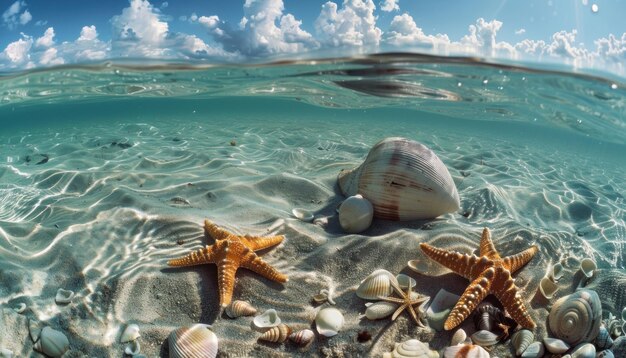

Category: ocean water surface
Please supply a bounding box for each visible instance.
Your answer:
[0,54,625,357]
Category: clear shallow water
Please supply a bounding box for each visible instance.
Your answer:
[0,54,625,357]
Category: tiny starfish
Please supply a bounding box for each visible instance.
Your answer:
[420,227,538,330]
[377,278,430,327]
[168,219,288,307]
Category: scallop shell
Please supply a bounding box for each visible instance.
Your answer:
[543,337,570,354]
[443,343,489,358]
[292,208,314,222]
[548,289,602,346]
[538,276,559,300]
[450,329,467,346]
[337,137,460,221]
[471,330,499,347]
[33,327,70,358]
[225,300,257,318]
[385,339,439,358]
[168,324,218,358]
[595,326,613,350]
[289,329,314,346]
[253,309,281,328]
[338,194,374,233]
[579,258,597,278]
[315,307,344,337]
[521,341,545,358]
[571,342,596,358]
[365,301,399,320]
[511,329,534,356]
[258,323,291,343]
[120,323,140,343]
[55,288,75,304]
[356,269,396,300]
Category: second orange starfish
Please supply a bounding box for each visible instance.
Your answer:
[168,219,288,307]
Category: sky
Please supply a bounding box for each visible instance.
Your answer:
[1,0,626,76]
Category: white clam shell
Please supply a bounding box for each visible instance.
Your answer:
[33,327,70,358]
[511,329,534,356]
[124,340,140,356]
[425,289,460,332]
[548,289,602,346]
[120,323,140,343]
[579,258,597,278]
[337,137,460,221]
[315,307,344,337]
[521,341,545,358]
[292,208,314,222]
[450,329,467,346]
[571,343,596,358]
[396,274,416,290]
[225,300,257,318]
[258,323,291,343]
[365,301,399,320]
[253,309,281,328]
[549,262,564,282]
[338,194,373,233]
[471,330,499,347]
[443,343,489,358]
[168,324,218,358]
[356,269,396,300]
[55,288,75,304]
[538,276,559,300]
[543,337,570,354]
[289,329,315,346]
[387,339,438,358]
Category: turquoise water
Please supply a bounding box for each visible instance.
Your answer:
[0,54,625,357]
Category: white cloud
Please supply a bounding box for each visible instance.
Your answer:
[515,28,526,35]
[380,0,399,12]
[460,18,515,57]
[2,0,31,29]
[111,0,169,57]
[315,0,382,47]
[35,27,55,48]
[198,15,220,29]
[384,13,449,50]
[160,1,168,8]
[19,9,31,25]
[78,25,98,42]
[35,19,47,26]
[2,34,32,64]
[39,47,64,65]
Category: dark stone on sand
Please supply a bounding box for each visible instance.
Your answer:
[25,153,49,165]
[568,201,592,221]
[111,141,132,149]
[357,330,372,343]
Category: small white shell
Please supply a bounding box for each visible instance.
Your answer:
[443,343,489,358]
[13,303,26,314]
[124,340,140,355]
[511,329,534,356]
[365,301,399,320]
[338,194,374,233]
[538,276,559,300]
[315,307,344,337]
[425,289,461,332]
[292,208,314,222]
[549,262,564,282]
[570,343,596,358]
[450,329,467,346]
[396,274,416,290]
[386,339,438,358]
[0,348,14,358]
[253,309,281,328]
[258,323,291,343]
[521,342,545,358]
[595,326,613,350]
[471,330,499,347]
[55,288,75,304]
[543,337,570,354]
[168,324,218,358]
[548,289,602,346]
[596,350,615,358]
[579,258,597,278]
[120,324,140,343]
[289,329,315,346]
[33,327,70,358]
[225,300,257,318]
[356,269,396,300]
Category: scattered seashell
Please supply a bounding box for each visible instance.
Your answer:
[571,342,596,358]
[120,323,140,343]
[605,313,623,338]
[28,318,43,343]
[538,276,559,300]
[338,194,374,233]
[315,307,344,337]
[596,350,615,358]
[55,288,75,304]
[471,330,499,347]
[33,327,70,358]
[548,289,602,346]
[365,301,399,320]
[443,343,489,358]
[543,337,570,354]
[595,326,614,350]
[313,289,336,305]
[13,303,26,314]
[396,274,416,290]
[337,137,460,221]
[253,309,281,329]
[549,262,564,282]
[473,303,504,331]
[258,323,292,343]
[356,269,396,300]
[384,339,439,358]
[225,300,257,318]
[425,289,461,331]
[579,258,597,278]
[292,208,314,222]
[450,329,467,346]
[289,329,315,347]
[168,324,218,358]
[0,348,14,358]
[521,341,545,358]
[512,329,534,356]
[124,340,140,355]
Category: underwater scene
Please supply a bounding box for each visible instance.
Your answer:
[0,53,625,357]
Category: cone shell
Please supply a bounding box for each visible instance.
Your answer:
[225,300,257,318]
[595,326,613,350]
[289,329,315,346]
[258,323,291,343]
[337,137,460,221]
[387,339,439,358]
[512,329,534,356]
[356,269,396,300]
[168,324,218,358]
[443,343,489,358]
[548,289,602,346]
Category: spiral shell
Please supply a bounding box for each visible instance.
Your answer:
[356,269,396,300]
[384,339,438,358]
[168,324,218,358]
[365,301,399,320]
[548,289,602,346]
[225,300,257,318]
[258,323,291,343]
[289,329,314,346]
[337,137,460,221]
[443,343,489,358]
[511,329,534,356]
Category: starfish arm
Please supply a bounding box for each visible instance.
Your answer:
[444,267,495,330]
[491,267,536,329]
[419,243,488,280]
[240,250,288,283]
[240,234,285,251]
[204,219,232,241]
[503,246,539,273]
[216,256,239,307]
[378,296,404,304]
[479,228,500,259]
[167,245,215,267]
[391,303,408,321]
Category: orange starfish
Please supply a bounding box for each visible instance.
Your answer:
[168,219,288,307]
[419,227,538,330]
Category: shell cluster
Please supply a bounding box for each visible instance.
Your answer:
[168,324,218,358]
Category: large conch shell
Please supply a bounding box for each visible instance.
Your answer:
[338,137,460,221]
[548,289,602,346]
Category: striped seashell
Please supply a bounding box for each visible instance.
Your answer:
[471,330,499,347]
[473,303,503,331]
[543,337,570,354]
[443,343,489,358]
[356,269,396,300]
[450,329,467,346]
[548,289,602,346]
[225,300,257,318]
[337,137,460,221]
[595,325,613,350]
[605,315,622,338]
[168,324,218,358]
[384,339,439,358]
[289,329,314,346]
[258,324,292,343]
[511,329,534,356]
[365,301,399,320]
[521,341,544,358]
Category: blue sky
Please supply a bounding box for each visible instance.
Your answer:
[1,0,626,75]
